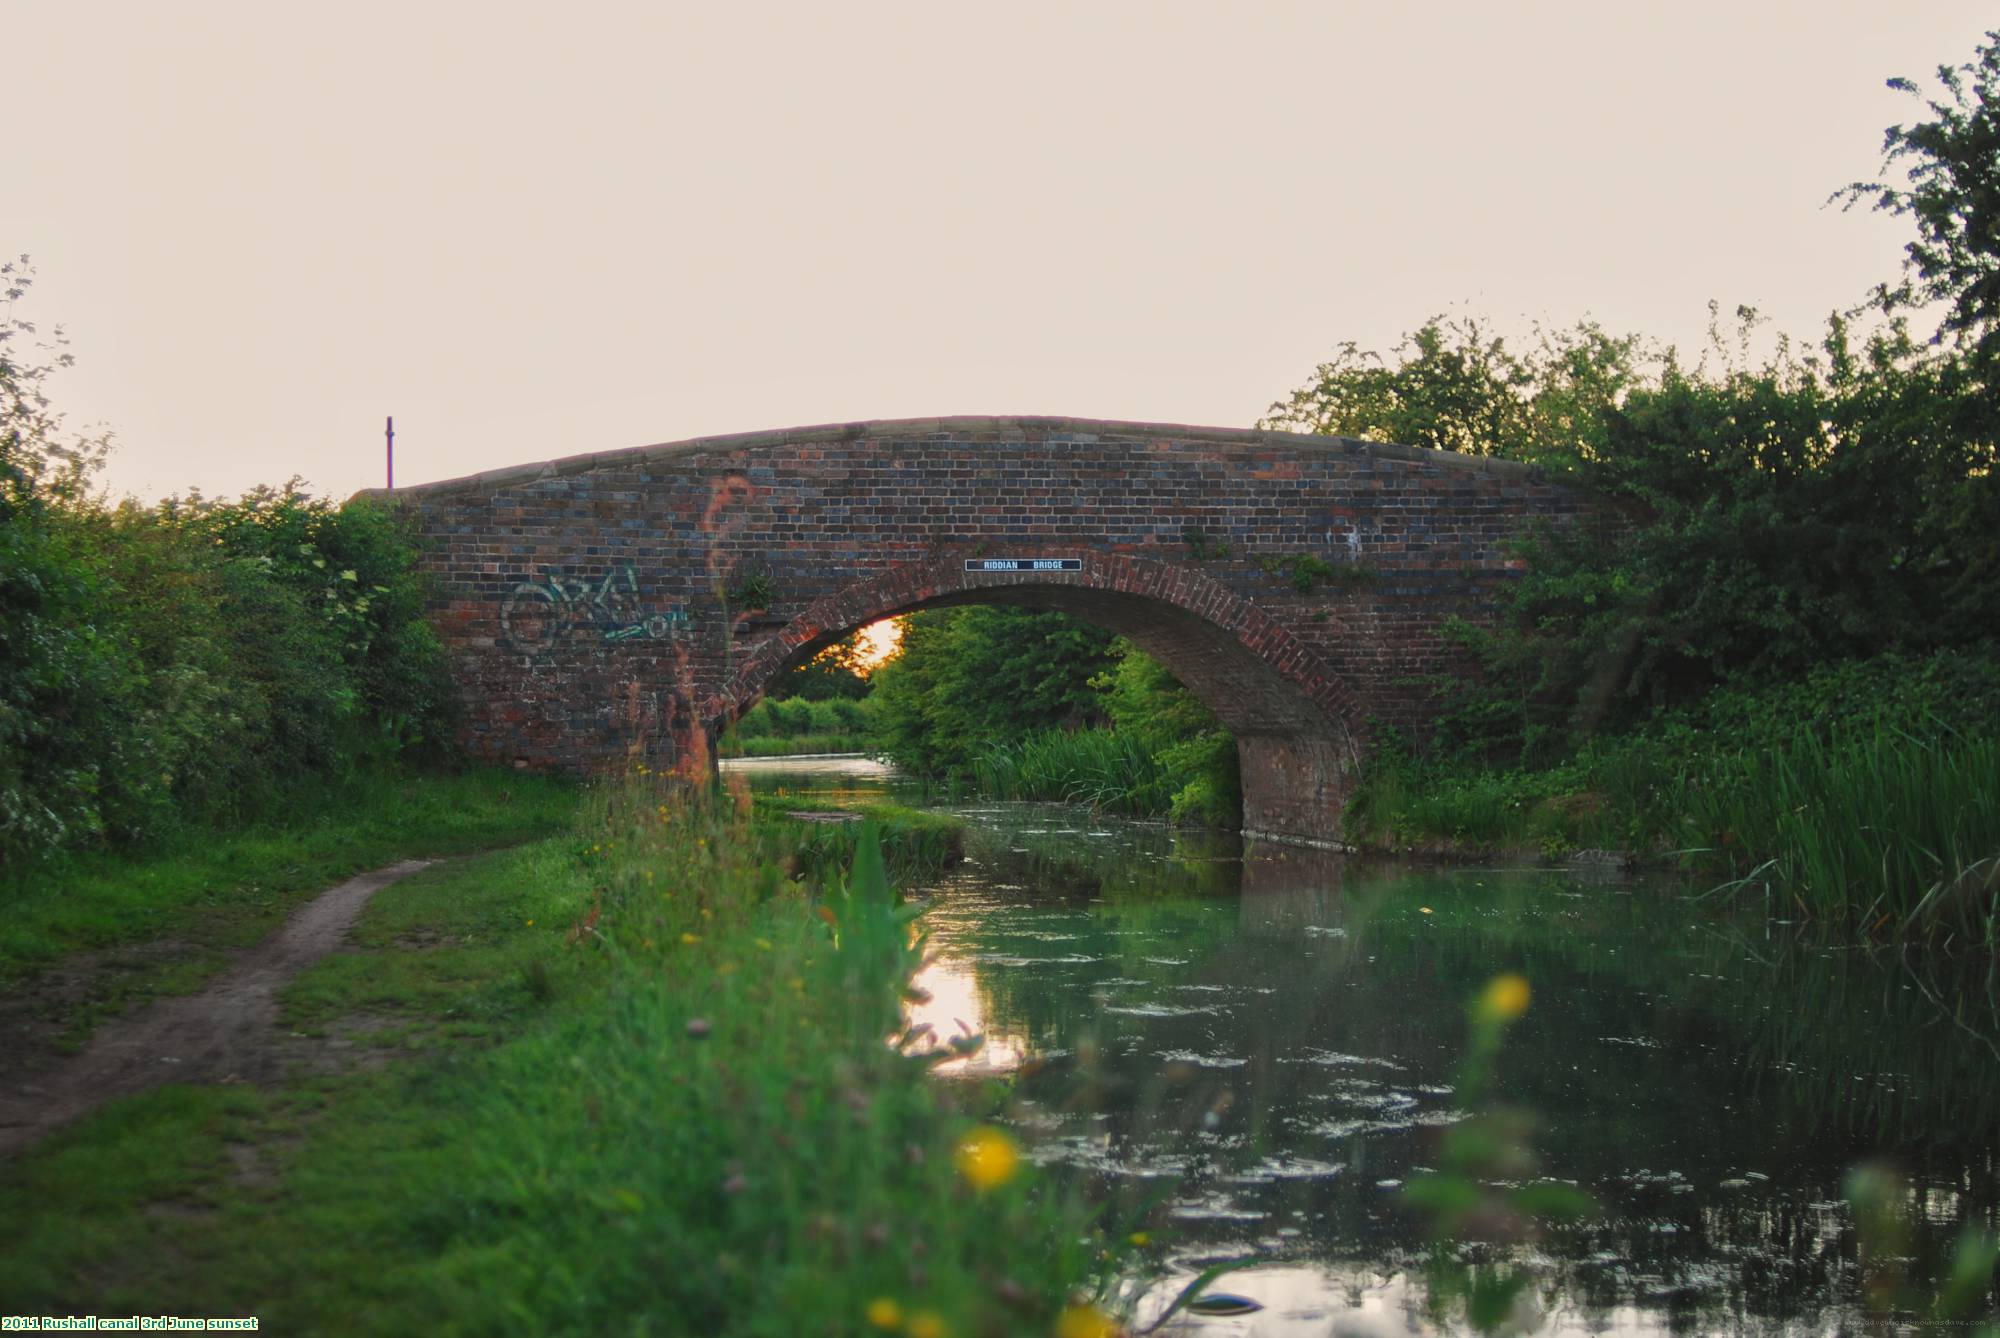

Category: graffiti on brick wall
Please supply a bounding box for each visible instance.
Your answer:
[499,565,689,651]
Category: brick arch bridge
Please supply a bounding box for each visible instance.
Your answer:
[360,416,1587,847]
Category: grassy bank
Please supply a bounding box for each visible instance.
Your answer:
[1346,651,2000,943]
[0,767,577,988]
[756,797,966,884]
[0,784,1135,1334]
[972,727,1239,828]
[974,728,1165,817]
[1676,728,1998,940]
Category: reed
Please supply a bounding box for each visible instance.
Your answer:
[973,728,1175,819]
[1346,703,1998,943]
[1677,724,2000,943]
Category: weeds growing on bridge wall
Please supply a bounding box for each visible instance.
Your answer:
[1253,550,1375,594]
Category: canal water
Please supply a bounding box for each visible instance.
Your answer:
[726,757,2000,1335]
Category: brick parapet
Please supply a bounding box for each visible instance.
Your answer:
[374,416,1589,843]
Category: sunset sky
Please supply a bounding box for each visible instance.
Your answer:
[5,3,1992,503]
[852,619,903,671]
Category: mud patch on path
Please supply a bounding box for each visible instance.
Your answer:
[0,937,204,1078]
[0,860,432,1156]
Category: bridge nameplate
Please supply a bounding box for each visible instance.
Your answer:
[964,558,1082,572]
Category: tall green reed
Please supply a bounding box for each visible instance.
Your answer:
[1679,724,1999,943]
[973,728,1173,818]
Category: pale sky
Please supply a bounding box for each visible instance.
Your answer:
[6,3,1992,502]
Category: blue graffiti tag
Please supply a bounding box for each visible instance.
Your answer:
[500,565,689,651]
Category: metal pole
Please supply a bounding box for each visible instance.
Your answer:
[385,415,395,489]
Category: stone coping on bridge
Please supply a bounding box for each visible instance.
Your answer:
[352,414,1549,504]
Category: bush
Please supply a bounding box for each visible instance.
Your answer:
[1,289,456,878]
[731,700,779,739]
[769,697,815,737]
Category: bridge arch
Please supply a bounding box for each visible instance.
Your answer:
[710,553,1363,845]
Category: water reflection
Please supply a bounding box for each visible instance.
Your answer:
[904,957,1028,1076]
[732,760,2000,1334]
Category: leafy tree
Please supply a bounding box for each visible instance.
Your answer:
[1270,301,1996,763]
[870,607,1115,776]
[1478,347,1921,750]
[0,256,111,505]
[1842,31,2000,386]
[774,628,872,700]
[1839,30,2000,633]
[154,484,454,755]
[1259,314,1656,467]
[0,259,129,863]
[1091,644,1240,825]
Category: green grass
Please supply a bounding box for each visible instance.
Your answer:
[1677,726,2000,942]
[0,767,577,993]
[756,797,966,884]
[278,839,592,1041]
[720,695,876,756]
[0,786,1130,1335]
[1342,763,1596,855]
[974,728,1171,817]
[1345,716,2000,942]
[971,727,1240,827]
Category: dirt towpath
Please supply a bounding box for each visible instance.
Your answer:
[0,859,432,1156]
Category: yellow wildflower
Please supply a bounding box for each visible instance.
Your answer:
[953,1126,1021,1192]
[906,1310,947,1338]
[864,1297,902,1331]
[1054,1304,1117,1338]
[1127,1230,1149,1246]
[754,937,773,951]
[681,932,700,945]
[1478,972,1531,1021]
